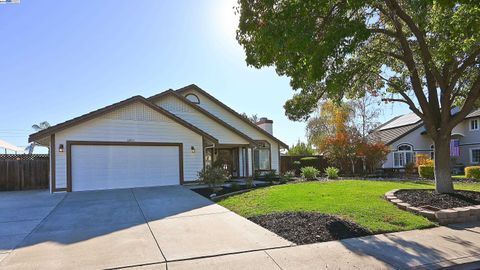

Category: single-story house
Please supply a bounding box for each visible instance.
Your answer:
[372,109,480,172]
[29,84,288,192]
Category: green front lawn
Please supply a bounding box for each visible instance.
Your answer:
[219,180,480,234]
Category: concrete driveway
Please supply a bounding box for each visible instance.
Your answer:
[0,186,291,270]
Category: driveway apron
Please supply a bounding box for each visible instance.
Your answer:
[0,186,291,269]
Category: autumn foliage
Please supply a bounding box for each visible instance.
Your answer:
[308,101,388,174]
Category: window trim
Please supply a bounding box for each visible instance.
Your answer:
[470,119,479,131]
[393,143,415,168]
[470,148,480,164]
[397,143,413,151]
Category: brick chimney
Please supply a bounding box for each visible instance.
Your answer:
[256,117,273,135]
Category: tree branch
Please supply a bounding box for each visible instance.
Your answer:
[385,10,433,126]
[447,74,480,130]
[450,48,480,87]
[369,28,397,39]
[381,98,408,104]
[385,0,445,89]
[371,48,406,62]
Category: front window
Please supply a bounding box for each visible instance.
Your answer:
[254,148,270,170]
[470,119,478,131]
[393,144,415,167]
[471,149,480,163]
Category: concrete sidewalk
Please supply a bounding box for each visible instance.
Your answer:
[122,222,480,270]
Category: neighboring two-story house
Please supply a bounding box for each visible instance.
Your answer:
[373,109,480,173]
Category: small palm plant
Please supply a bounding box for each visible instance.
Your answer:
[26,121,51,154]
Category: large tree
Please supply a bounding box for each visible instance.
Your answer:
[236,0,480,193]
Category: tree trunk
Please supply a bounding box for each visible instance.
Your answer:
[351,159,355,175]
[434,135,454,194]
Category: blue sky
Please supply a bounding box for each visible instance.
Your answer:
[0,0,409,153]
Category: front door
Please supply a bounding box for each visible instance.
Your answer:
[215,148,239,178]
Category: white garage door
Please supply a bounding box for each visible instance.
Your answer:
[71,144,180,191]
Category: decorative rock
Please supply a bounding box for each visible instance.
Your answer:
[385,189,480,225]
[407,206,422,212]
[419,210,436,219]
[397,203,410,210]
[435,211,449,219]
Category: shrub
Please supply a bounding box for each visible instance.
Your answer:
[245,177,254,188]
[301,166,320,179]
[282,170,295,181]
[263,170,277,182]
[198,166,230,190]
[418,165,434,179]
[300,157,319,167]
[465,166,480,180]
[405,162,416,175]
[293,160,301,167]
[230,182,241,191]
[416,154,433,166]
[325,166,339,179]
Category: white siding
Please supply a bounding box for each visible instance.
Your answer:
[53,101,203,189]
[180,90,281,172]
[154,96,249,145]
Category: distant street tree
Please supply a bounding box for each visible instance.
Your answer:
[350,96,382,139]
[236,0,480,193]
[287,140,316,156]
[26,121,51,154]
[241,113,259,123]
[307,101,387,174]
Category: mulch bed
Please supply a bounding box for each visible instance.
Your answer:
[191,183,270,199]
[191,187,242,198]
[395,189,480,209]
[248,212,371,245]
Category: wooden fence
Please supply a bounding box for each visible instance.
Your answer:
[0,155,49,191]
[280,155,374,176]
[280,155,329,175]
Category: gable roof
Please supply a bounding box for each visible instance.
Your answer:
[377,112,421,131]
[148,90,258,145]
[29,96,218,143]
[373,108,480,146]
[175,84,289,148]
[371,112,423,145]
[372,122,424,145]
[466,108,480,119]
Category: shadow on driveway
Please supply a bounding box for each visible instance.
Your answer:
[0,186,291,269]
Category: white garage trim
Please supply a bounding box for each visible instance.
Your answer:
[66,141,184,192]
